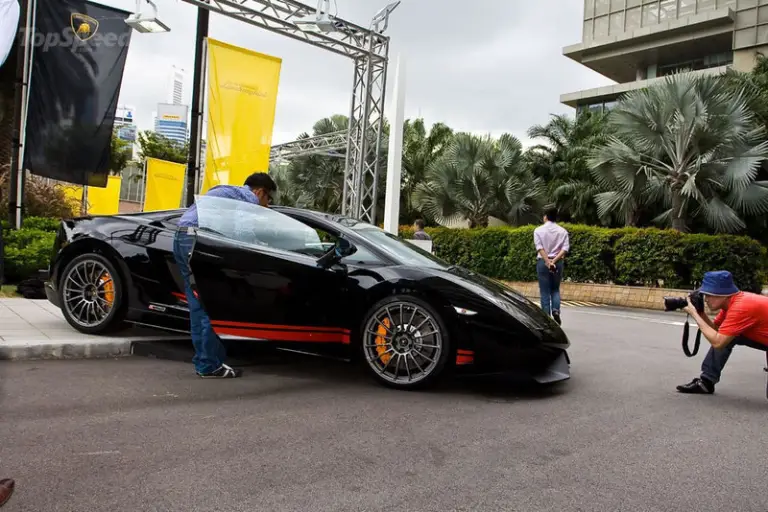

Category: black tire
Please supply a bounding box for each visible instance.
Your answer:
[58,253,127,335]
[358,294,452,390]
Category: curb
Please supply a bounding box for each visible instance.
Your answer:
[0,339,135,361]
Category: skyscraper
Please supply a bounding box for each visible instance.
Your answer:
[170,66,185,105]
[154,103,189,146]
[561,1,768,114]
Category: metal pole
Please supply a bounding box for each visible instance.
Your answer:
[185,5,209,207]
[383,53,405,235]
[8,0,33,229]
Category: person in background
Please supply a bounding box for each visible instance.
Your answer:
[173,172,277,379]
[533,207,569,325]
[412,219,431,240]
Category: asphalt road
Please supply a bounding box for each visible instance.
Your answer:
[2,306,768,512]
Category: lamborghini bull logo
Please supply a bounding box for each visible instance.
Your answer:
[70,13,98,41]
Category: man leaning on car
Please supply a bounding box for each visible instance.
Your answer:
[173,172,277,379]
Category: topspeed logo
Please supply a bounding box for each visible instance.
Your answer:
[21,13,131,52]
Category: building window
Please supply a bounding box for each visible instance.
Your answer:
[642,2,659,25]
[696,0,716,12]
[678,0,696,16]
[626,6,642,28]
[585,0,594,18]
[610,0,625,11]
[594,15,610,37]
[610,11,625,32]
[595,0,610,16]
[584,19,594,40]
[659,0,676,20]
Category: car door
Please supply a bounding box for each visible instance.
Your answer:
[186,195,355,347]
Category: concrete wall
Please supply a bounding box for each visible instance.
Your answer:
[733,44,768,71]
[505,281,691,311]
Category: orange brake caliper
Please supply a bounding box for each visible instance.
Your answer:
[375,318,392,364]
[99,272,115,307]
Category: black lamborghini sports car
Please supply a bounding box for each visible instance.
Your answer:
[43,195,570,390]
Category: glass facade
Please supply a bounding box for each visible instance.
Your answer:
[582,0,738,42]
[576,99,619,115]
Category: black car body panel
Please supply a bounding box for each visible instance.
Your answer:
[44,204,571,383]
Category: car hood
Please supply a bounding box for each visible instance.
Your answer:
[421,265,563,332]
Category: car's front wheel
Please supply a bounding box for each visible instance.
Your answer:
[359,295,451,390]
[59,253,126,334]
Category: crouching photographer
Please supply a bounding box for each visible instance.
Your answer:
[672,271,768,395]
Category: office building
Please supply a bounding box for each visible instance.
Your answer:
[169,66,185,106]
[113,104,137,160]
[154,103,189,146]
[561,0,768,114]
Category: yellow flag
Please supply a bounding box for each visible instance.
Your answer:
[202,38,282,193]
[86,175,121,215]
[57,184,84,215]
[144,158,186,211]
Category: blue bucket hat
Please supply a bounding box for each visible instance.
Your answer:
[697,270,740,296]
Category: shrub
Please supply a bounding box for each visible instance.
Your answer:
[22,216,60,232]
[1,227,55,283]
[0,172,78,220]
[397,223,767,291]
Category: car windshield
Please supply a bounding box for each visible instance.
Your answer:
[194,194,324,255]
[338,218,449,268]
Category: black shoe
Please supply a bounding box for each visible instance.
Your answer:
[676,377,714,394]
[198,364,243,379]
[552,311,561,325]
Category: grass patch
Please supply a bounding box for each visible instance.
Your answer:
[0,284,19,298]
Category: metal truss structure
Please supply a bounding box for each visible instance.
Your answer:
[269,130,348,161]
[177,0,394,223]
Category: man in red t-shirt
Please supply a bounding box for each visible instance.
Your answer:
[677,270,768,395]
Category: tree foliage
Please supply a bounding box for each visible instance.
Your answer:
[590,74,768,233]
[137,130,188,165]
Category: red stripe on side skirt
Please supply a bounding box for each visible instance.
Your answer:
[214,326,351,344]
[212,319,350,334]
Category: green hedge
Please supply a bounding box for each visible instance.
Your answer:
[398,224,767,292]
[2,216,60,283]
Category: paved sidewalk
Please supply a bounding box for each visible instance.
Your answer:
[0,298,181,360]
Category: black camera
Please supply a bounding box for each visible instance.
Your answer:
[663,290,705,313]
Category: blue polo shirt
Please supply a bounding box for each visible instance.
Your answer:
[178,185,260,227]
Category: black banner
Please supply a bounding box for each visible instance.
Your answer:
[23,0,132,187]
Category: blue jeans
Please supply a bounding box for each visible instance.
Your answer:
[701,336,768,384]
[172,229,226,374]
[537,259,563,316]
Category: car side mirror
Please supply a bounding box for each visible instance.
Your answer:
[317,237,357,269]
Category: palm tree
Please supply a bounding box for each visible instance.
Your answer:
[590,74,768,233]
[401,119,454,222]
[412,133,544,228]
[526,110,609,224]
[283,115,349,212]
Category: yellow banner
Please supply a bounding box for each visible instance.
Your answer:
[86,175,121,215]
[144,158,186,211]
[202,38,282,193]
[57,183,84,215]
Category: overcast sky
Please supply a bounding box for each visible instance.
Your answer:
[100,0,615,146]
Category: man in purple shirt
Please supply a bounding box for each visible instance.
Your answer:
[533,207,570,325]
[173,172,277,378]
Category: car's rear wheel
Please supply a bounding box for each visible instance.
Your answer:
[359,295,451,390]
[59,253,126,334]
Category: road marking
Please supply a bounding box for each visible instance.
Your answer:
[566,307,692,327]
[80,450,120,456]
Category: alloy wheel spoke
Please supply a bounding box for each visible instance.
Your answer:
[363,301,442,385]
